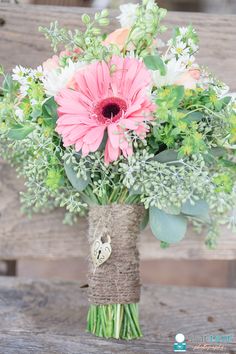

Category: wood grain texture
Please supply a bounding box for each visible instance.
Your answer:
[0,4,236,90]
[1,159,236,261]
[0,277,235,353]
[0,5,236,261]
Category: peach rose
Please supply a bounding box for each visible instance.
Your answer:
[175,68,201,89]
[103,27,130,50]
[43,55,59,73]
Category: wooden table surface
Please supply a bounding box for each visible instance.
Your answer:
[0,4,236,91]
[0,277,235,354]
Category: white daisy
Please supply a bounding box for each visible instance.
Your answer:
[12,65,29,83]
[117,3,138,28]
[187,39,198,53]
[171,41,190,57]
[180,55,196,68]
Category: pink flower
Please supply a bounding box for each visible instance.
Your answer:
[43,55,59,73]
[175,68,201,89]
[43,49,82,74]
[55,56,154,163]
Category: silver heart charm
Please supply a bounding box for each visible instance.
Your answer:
[91,235,112,268]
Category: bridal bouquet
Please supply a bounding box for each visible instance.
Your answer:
[1,0,236,340]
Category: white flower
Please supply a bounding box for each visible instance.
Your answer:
[171,41,190,57]
[15,107,24,121]
[187,39,198,53]
[117,3,138,28]
[12,65,29,83]
[42,60,86,97]
[179,27,188,36]
[20,85,29,97]
[151,58,184,87]
[30,66,44,80]
[146,0,156,10]
[30,98,38,105]
[179,55,196,68]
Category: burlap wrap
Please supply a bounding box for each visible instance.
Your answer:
[87,204,144,305]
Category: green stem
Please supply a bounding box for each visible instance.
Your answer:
[87,303,142,340]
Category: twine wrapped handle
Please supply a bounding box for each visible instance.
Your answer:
[88,204,144,305]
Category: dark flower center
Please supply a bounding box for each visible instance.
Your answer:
[102,103,120,119]
[94,97,127,123]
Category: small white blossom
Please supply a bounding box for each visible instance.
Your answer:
[117,3,138,28]
[187,38,198,52]
[179,55,196,68]
[171,41,190,57]
[151,58,184,87]
[30,98,38,105]
[42,60,86,97]
[19,84,29,97]
[32,66,44,80]
[15,107,24,121]
[179,27,188,36]
[12,65,29,83]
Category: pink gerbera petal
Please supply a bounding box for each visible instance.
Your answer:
[55,55,155,162]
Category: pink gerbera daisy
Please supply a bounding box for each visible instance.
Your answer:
[55,55,154,163]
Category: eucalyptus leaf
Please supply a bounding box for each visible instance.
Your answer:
[149,207,187,243]
[204,147,227,164]
[42,97,58,127]
[153,149,179,163]
[182,111,204,123]
[143,55,166,76]
[162,204,181,215]
[3,74,17,93]
[8,124,34,140]
[64,162,90,192]
[181,199,209,219]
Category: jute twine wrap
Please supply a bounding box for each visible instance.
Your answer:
[88,204,144,305]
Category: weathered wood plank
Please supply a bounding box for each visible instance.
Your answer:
[0,160,236,260]
[0,5,236,90]
[0,278,235,353]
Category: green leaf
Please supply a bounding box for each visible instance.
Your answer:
[220,159,236,170]
[143,55,166,76]
[140,209,149,230]
[3,74,14,92]
[42,97,58,127]
[182,111,204,123]
[220,96,231,106]
[153,149,179,163]
[8,124,34,140]
[172,85,185,106]
[162,204,181,215]
[181,199,209,219]
[149,207,187,243]
[64,162,90,192]
[2,74,18,95]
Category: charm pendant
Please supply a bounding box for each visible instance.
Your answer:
[91,235,112,268]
